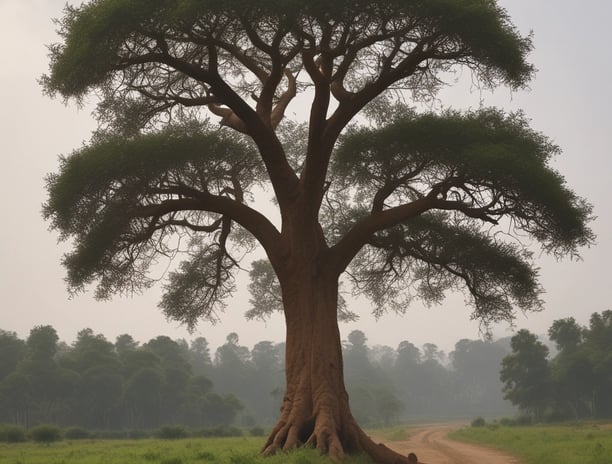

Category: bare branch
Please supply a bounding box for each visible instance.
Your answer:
[208,102,248,133]
[270,69,297,128]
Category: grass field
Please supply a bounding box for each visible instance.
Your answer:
[450,423,612,464]
[4,423,611,464]
[0,436,376,464]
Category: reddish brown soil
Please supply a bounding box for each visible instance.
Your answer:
[377,423,522,464]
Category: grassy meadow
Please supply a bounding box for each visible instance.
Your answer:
[3,423,612,464]
[450,423,612,464]
[0,436,376,464]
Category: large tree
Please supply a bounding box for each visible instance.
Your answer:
[43,1,593,462]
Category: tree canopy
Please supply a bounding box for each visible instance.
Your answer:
[43,0,592,327]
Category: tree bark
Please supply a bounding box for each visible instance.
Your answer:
[261,267,410,463]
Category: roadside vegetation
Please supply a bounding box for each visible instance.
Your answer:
[3,422,612,464]
[500,311,612,422]
[0,436,376,464]
[451,422,612,464]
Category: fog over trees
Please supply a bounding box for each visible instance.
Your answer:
[501,310,612,422]
[3,312,609,433]
[0,324,516,430]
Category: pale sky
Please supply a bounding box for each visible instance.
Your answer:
[0,0,610,355]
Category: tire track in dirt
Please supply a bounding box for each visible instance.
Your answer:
[375,423,522,464]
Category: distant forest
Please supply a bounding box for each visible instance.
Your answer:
[1,311,610,431]
[0,325,514,430]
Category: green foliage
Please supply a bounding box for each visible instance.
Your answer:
[229,455,259,464]
[160,243,238,328]
[41,0,593,345]
[335,108,593,256]
[26,325,60,361]
[63,426,92,439]
[471,417,486,427]
[30,424,62,445]
[249,426,265,437]
[246,260,283,321]
[348,210,542,323]
[160,458,183,464]
[156,425,189,440]
[500,330,551,421]
[195,450,216,460]
[0,331,27,381]
[549,317,584,351]
[192,425,243,438]
[142,450,160,461]
[451,424,612,464]
[44,123,259,304]
[128,430,152,440]
[247,259,355,322]
[4,317,612,434]
[0,424,27,443]
[44,0,533,100]
[0,435,377,462]
[0,322,500,430]
[500,311,612,422]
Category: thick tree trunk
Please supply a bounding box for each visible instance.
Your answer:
[261,270,410,463]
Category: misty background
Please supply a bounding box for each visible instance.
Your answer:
[0,324,517,429]
[0,1,610,358]
[4,310,611,431]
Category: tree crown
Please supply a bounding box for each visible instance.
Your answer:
[45,0,533,100]
[42,0,593,329]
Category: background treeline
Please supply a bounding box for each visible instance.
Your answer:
[500,310,612,422]
[0,324,516,431]
[0,328,251,431]
[1,312,609,434]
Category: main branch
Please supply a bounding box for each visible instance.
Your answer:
[329,195,437,274]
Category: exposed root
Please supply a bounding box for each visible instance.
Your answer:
[305,425,345,463]
[262,412,411,463]
[354,426,411,464]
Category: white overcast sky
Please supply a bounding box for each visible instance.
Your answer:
[0,0,610,354]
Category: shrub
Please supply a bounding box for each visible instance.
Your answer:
[471,417,486,427]
[156,425,189,439]
[30,424,62,445]
[249,426,265,437]
[192,426,243,438]
[215,425,242,437]
[92,429,126,439]
[0,424,27,443]
[63,426,91,439]
[191,427,213,438]
[127,429,150,439]
[515,415,533,426]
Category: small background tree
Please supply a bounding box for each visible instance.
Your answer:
[500,329,551,421]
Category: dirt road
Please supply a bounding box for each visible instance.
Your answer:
[378,423,522,464]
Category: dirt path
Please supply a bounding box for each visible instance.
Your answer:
[377,423,522,464]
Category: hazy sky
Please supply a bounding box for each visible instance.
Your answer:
[0,0,610,355]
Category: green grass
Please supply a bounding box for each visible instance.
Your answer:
[0,436,376,464]
[368,425,410,442]
[450,423,612,464]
